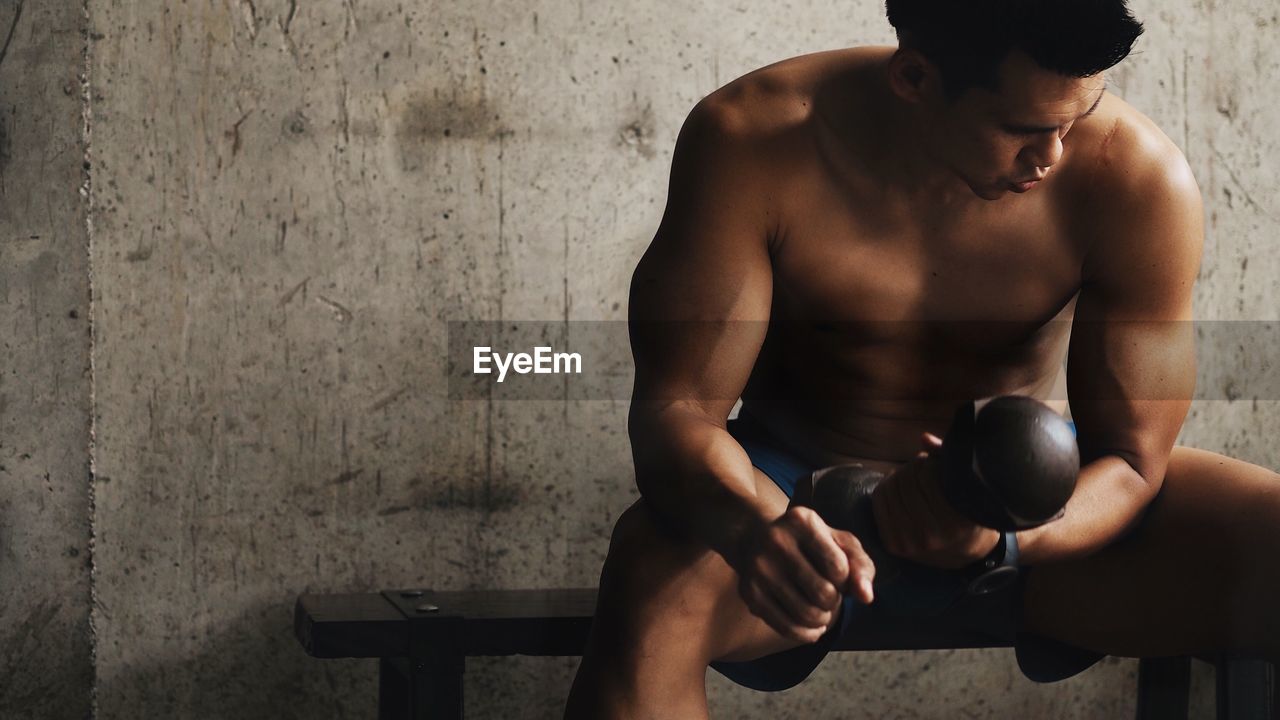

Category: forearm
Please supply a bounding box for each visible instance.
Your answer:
[629,404,776,563]
[1015,454,1157,565]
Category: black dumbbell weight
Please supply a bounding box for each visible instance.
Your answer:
[804,395,1079,612]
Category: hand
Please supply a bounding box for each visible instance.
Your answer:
[870,432,1000,569]
[731,505,876,644]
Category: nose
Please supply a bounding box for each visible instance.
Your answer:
[1020,132,1064,171]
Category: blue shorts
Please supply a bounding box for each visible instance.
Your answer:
[708,409,1104,690]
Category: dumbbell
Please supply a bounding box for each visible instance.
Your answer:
[803,395,1079,611]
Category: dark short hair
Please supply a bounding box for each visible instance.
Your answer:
[885,0,1144,99]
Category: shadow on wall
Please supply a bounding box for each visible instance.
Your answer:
[0,598,91,717]
[97,596,584,719]
[98,598,378,719]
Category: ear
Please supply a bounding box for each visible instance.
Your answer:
[886,48,938,104]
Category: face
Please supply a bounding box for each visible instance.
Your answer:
[921,51,1107,201]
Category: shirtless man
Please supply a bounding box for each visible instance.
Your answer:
[565,2,1280,717]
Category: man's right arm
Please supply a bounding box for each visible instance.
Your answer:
[627,97,874,643]
[627,96,776,559]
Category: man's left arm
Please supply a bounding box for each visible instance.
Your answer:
[1017,139,1204,565]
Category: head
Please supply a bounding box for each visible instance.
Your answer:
[884,0,1144,199]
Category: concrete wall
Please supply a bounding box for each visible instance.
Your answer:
[0,1,94,718]
[1,0,1275,717]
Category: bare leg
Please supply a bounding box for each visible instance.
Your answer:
[1023,446,1280,660]
[564,468,832,719]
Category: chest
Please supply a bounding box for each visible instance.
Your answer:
[769,196,1083,351]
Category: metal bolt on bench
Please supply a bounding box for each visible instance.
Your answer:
[294,588,1275,720]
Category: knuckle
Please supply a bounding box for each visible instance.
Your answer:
[765,524,791,548]
[813,580,837,607]
[829,551,850,578]
[750,555,771,578]
[790,505,816,523]
[824,579,844,602]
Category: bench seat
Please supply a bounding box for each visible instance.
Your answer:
[295,588,1272,720]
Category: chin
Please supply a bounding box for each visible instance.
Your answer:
[958,173,1008,201]
[969,184,1007,201]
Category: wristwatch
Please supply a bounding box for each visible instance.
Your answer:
[966,530,1020,595]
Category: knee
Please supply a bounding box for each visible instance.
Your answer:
[596,500,722,618]
[603,500,701,586]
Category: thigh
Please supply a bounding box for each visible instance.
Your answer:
[1021,446,1280,657]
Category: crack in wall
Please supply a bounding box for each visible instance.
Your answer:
[79,0,97,714]
[0,0,24,71]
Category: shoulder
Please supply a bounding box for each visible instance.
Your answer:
[669,46,888,213]
[1068,95,1200,216]
[681,66,810,152]
[1066,96,1204,309]
[681,47,873,148]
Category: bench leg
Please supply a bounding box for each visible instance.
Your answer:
[1215,658,1275,720]
[379,657,465,720]
[1136,657,1191,720]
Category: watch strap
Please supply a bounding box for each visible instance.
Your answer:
[966,530,1020,596]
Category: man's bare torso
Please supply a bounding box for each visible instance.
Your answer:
[717,47,1162,469]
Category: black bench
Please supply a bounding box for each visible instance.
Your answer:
[295,588,1275,719]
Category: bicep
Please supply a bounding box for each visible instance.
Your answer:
[628,102,775,424]
[1067,150,1203,483]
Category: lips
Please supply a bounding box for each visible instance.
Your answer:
[1013,171,1047,183]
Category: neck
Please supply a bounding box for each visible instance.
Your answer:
[866,54,980,209]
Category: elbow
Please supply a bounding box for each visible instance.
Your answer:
[1109,448,1166,502]
[627,412,667,500]
[632,469,653,501]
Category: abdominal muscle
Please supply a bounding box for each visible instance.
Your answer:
[739,359,1069,475]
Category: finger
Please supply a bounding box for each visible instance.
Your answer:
[741,577,826,644]
[903,463,944,531]
[904,464,960,563]
[753,544,835,629]
[789,510,851,592]
[915,462,990,567]
[760,577,833,640]
[923,474,969,531]
[872,474,908,557]
[770,575,834,634]
[774,511,844,599]
[913,456,975,533]
[832,531,876,604]
[916,433,942,459]
[788,545,843,612]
